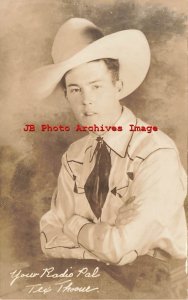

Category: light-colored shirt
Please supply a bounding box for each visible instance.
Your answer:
[40,107,187,265]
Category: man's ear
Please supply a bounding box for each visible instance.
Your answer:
[116,80,123,94]
[63,88,68,99]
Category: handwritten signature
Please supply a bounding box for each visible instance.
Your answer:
[26,280,99,294]
[9,266,100,294]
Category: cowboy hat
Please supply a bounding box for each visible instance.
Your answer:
[27,18,150,100]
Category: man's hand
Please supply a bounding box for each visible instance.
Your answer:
[115,196,141,225]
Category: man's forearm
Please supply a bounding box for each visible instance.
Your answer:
[63,215,138,264]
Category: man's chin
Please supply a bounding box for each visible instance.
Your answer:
[78,117,101,127]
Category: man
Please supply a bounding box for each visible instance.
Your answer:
[29,18,187,295]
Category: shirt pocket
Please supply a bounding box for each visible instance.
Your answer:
[110,176,130,205]
[114,156,143,203]
[101,178,130,224]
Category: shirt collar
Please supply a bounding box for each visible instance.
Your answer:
[87,106,137,159]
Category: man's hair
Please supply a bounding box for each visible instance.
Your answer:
[61,58,120,92]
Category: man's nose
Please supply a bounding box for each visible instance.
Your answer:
[81,89,93,105]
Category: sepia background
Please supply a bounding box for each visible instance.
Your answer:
[0,0,187,299]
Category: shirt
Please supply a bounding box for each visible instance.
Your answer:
[40,107,187,265]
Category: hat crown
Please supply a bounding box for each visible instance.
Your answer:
[52,18,104,63]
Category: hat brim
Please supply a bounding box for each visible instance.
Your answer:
[26,30,150,100]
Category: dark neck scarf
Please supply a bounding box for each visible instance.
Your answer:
[84,137,111,219]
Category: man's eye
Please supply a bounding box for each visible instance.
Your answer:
[70,88,80,94]
[92,85,101,89]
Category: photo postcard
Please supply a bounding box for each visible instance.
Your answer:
[0,0,187,299]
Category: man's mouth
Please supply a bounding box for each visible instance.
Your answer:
[84,112,97,116]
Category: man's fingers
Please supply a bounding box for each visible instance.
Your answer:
[116,211,139,225]
[118,207,135,215]
[126,196,136,205]
[118,200,142,214]
[116,196,142,225]
[117,209,138,221]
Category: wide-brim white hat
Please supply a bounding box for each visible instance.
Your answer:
[27,18,151,100]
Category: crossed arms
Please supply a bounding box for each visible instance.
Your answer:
[40,149,186,264]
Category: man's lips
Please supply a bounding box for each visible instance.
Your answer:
[83,112,97,116]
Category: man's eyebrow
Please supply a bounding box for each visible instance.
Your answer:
[67,83,80,87]
[67,80,103,87]
[89,80,103,84]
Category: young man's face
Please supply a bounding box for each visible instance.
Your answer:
[64,60,123,127]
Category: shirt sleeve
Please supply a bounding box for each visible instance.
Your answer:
[64,148,187,264]
[40,154,95,259]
